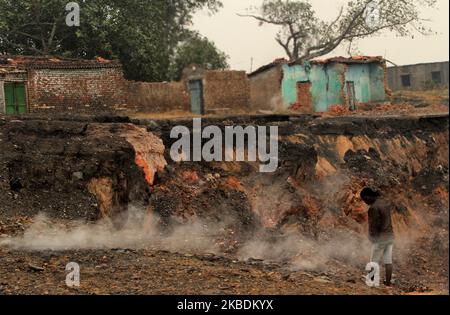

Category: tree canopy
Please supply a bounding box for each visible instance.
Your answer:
[240,0,437,61]
[0,0,227,81]
[169,32,229,80]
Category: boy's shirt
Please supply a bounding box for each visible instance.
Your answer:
[368,198,395,243]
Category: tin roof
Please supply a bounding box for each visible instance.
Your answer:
[0,55,122,70]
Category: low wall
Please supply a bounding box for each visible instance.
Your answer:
[127,81,190,113]
[203,71,251,113]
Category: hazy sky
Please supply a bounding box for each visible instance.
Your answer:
[192,0,450,71]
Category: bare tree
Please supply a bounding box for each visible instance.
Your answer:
[239,0,437,62]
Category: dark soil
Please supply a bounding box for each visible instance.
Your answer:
[0,113,448,295]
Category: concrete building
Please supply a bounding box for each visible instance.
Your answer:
[249,56,388,113]
[387,61,449,91]
[0,55,128,115]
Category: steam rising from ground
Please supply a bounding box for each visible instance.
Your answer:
[0,171,379,271]
[0,206,375,271]
[0,170,420,271]
[0,208,219,254]
[0,167,422,272]
[237,230,370,271]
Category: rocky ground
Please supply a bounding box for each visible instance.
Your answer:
[0,112,448,295]
[0,230,448,295]
[0,218,447,295]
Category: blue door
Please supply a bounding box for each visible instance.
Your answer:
[188,80,204,115]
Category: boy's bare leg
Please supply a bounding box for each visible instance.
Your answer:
[385,264,393,287]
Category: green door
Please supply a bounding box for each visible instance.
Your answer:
[4,82,27,115]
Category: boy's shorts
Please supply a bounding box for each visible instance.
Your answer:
[370,241,394,265]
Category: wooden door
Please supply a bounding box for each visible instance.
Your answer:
[4,82,27,115]
[346,81,356,111]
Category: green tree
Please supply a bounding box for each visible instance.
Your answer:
[0,0,70,55]
[169,32,229,80]
[0,0,223,81]
[240,0,437,61]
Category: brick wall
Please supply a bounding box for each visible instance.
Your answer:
[26,67,128,114]
[249,66,283,112]
[3,65,251,116]
[202,71,251,113]
[127,81,190,113]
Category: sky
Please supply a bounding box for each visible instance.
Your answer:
[192,0,450,72]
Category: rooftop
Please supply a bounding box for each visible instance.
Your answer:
[0,66,26,74]
[0,55,122,70]
[249,56,385,77]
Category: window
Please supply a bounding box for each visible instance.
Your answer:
[401,74,411,87]
[431,71,442,84]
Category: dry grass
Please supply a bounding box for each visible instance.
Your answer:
[127,110,200,120]
[124,89,448,120]
[393,88,449,106]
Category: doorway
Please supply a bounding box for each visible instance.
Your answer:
[346,81,357,111]
[4,82,27,115]
[295,81,313,112]
[188,80,204,115]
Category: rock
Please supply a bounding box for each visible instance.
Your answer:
[28,264,45,272]
[313,277,333,284]
[72,172,84,180]
[247,258,264,265]
[95,264,108,269]
[186,267,199,274]
[281,272,291,281]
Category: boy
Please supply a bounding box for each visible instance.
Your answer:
[360,187,394,287]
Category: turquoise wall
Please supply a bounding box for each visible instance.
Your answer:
[369,63,387,102]
[281,62,386,112]
[345,64,370,103]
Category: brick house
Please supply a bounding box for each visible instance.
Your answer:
[249,56,389,113]
[0,55,128,115]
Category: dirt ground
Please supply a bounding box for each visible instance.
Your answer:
[0,217,447,295]
[0,106,448,296]
[127,89,449,121]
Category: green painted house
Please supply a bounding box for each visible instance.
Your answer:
[249,56,388,113]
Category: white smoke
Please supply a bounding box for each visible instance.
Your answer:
[0,208,219,254]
